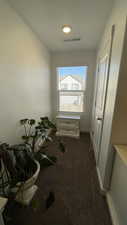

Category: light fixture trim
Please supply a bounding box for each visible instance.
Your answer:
[62,25,72,34]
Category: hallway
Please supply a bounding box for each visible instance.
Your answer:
[5,133,112,225]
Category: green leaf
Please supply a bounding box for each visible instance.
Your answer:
[40,128,46,133]
[28,119,36,125]
[35,125,41,130]
[40,117,48,121]
[22,135,29,141]
[35,153,57,168]
[20,119,28,125]
[48,121,56,129]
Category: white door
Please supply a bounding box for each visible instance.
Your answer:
[93,27,115,163]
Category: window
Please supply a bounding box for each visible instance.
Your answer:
[57,66,87,113]
[72,83,80,90]
[61,83,68,90]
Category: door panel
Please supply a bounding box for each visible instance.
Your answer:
[93,29,114,163]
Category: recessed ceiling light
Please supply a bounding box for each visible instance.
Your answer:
[62,25,72,34]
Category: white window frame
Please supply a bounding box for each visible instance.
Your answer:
[56,66,88,114]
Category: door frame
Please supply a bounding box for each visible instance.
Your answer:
[92,25,115,164]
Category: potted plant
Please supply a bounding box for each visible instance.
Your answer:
[0,142,40,205]
[20,117,65,165]
[0,117,65,205]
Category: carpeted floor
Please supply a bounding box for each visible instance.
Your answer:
[4,133,112,225]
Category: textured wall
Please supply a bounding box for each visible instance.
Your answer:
[0,0,51,144]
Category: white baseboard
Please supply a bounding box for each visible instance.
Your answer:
[96,171,120,225]
[96,166,106,194]
[106,193,120,225]
[90,134,106,194]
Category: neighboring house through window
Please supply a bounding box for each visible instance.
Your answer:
[61,83,68,90]
[72,83,80,90]
[57,66,88,113]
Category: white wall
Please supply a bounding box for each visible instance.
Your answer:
[51,50,96,132]
[109,153,127,225]
[91,0,127,136]
[92,0,127,183]
[0,0,51,144]
[111,29,127,144]
[93,0,127,224]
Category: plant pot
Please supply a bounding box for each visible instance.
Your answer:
[15,160,40,205]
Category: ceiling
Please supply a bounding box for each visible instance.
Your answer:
[8,0,114,52]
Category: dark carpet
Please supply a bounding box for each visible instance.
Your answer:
[4,133,112,225]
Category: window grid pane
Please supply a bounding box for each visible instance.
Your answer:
[59,91,84,112]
